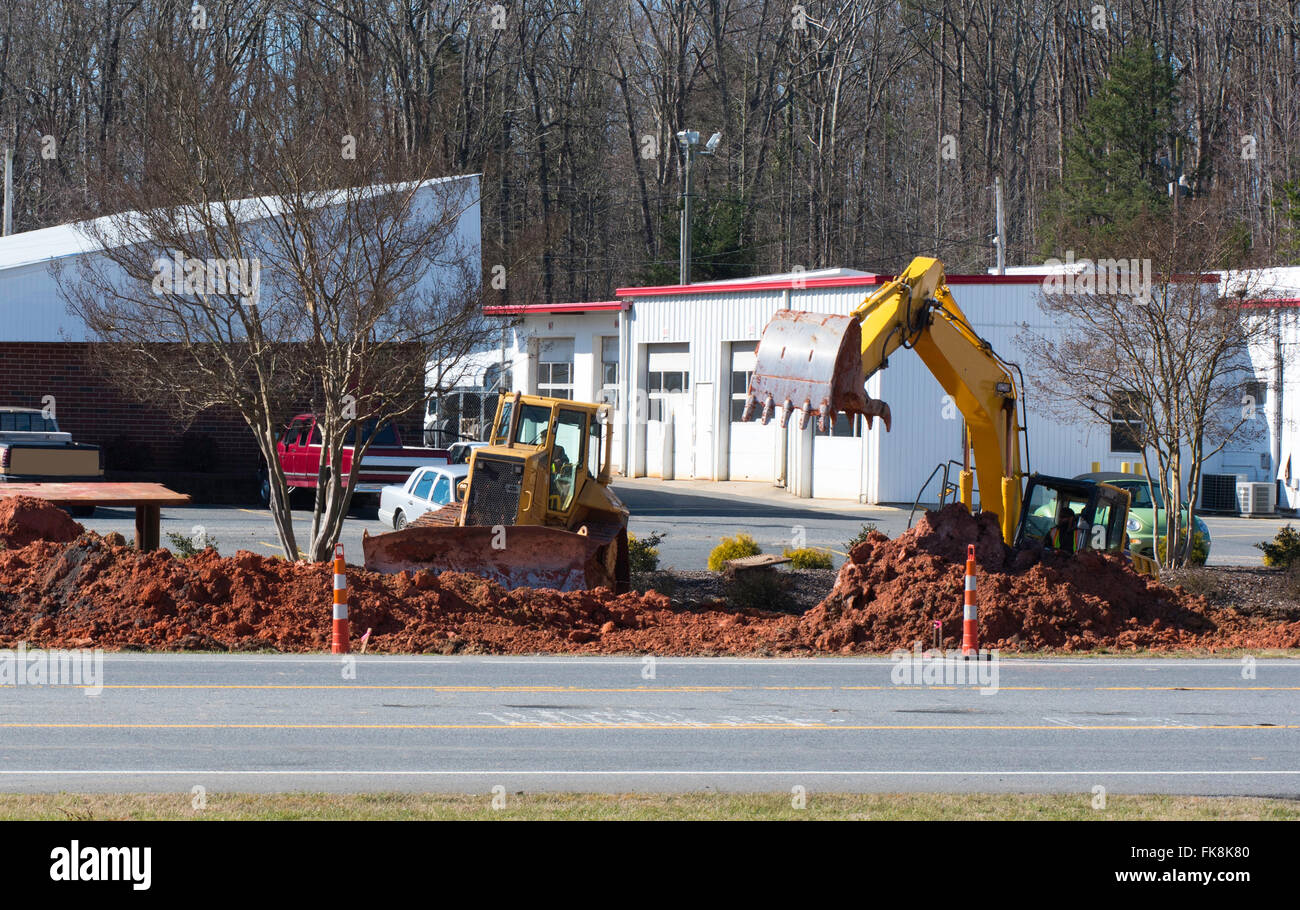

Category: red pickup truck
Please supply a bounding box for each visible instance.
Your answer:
[262,414,449,505]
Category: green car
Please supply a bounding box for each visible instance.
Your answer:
[1074,472,1211,562]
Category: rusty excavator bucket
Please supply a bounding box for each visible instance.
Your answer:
[740,311,892,432]
[362,522,624,593]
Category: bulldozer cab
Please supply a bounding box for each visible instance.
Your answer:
[477,393,611,523]
[1014,473,1131,556]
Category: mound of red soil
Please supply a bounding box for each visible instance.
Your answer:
[801,504,1300,652]
[0,496,83,549]
[0,505,1295,654]
[0,533,804,654]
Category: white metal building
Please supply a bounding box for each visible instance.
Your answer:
[491,264,1298,512]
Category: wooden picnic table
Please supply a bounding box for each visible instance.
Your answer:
[0,482,191,550]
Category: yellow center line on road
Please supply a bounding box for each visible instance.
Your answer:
[85,685,745,692]
[0,722,1295,731]
[10,684,1298,692]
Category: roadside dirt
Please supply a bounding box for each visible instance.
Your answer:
[0,498,1296,654]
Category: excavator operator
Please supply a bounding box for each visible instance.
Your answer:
[1048,506,1077,553]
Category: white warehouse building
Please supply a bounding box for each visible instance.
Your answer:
[485,266,1300,512]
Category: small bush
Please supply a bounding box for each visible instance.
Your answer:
[1157,530,1209,566]
[845,523,879,552]
[708,533,762,571]
[166,530,218,559]
[723,570,793,611]
[628,531,665,574]
[1168,568,1230,603]
[1256,524,1300,569]
[783,547,833,569]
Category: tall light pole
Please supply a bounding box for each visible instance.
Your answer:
[676,130,720,285]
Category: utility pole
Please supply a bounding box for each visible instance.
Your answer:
[993,175,1005,275]
[676,130,721,285]
[2,147,13,237]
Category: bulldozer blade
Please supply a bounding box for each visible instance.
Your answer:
[362,525,618,592]
[744,310,892,431]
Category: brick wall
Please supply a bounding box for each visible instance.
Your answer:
[0,342,259,475]
[0,342,427,494]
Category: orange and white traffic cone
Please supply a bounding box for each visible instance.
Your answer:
[332,543,350,654]
[961,543,979,658]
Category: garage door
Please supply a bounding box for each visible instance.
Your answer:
[644,343,691,478]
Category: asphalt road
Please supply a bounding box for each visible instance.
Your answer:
[1,655,1297,795]
[77,477,1291,569]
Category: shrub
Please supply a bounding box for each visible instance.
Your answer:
[166,530,218,559]
[845,522,880,551]
[628,531,665,574]
[783,547,833,569]
[1256,524,1300,569]
[1157,530,1209,566]
[708,533,761,571]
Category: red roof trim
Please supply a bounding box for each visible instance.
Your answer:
[484,300,625,315]
[617,273,1088,297]
[616,271,1221,297]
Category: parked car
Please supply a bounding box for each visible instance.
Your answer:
[378,463,469,529]
[0,407,103,517]
[1073,471,1211,562]
[262,414,449,505]
[447,440,487,465]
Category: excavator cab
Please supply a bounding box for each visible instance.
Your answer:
[363,392,630,591]
[1014,473,1157,575]
[1014,474,1127,554]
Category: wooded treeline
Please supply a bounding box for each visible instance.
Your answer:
[3,0,1299,301]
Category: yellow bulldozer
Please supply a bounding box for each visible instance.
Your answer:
[742,255,1159,575]
[362,392,630,592]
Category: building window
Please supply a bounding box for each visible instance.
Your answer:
[815,412,862,438]
[1244,380,1267,411]
[729,341,759,423]
[646,343,690,423]
[1110,392,1144,453]
[599,336,619,410]
[537,338,574,400]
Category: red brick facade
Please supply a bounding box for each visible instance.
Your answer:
[0,342,426,502]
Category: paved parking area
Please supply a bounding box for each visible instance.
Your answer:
[75,478,1291,570]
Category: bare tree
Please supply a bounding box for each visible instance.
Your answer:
[57,25,483,562]
[1023,207,1269,567]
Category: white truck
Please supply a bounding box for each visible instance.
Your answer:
[0,407,104,515]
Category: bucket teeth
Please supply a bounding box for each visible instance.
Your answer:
[741,309,899,434]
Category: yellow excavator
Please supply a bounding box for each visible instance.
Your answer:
[742,255,1159,575]
[362,393,630,591]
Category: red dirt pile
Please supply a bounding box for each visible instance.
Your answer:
[803,504,1300,652]
[0,498,1295,654]
[0,531,806,654]
[0,496,83,549]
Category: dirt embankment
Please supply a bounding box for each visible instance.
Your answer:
[0,496,1296,654]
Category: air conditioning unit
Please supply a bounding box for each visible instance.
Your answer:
[1236,481,1276,516]
[1200,474,1238,512]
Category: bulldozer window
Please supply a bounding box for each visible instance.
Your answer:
[491,398,516,444]
[548,409,586,512]
[515,404,553,446]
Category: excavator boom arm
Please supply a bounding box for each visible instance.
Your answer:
[745,256,1024,542]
